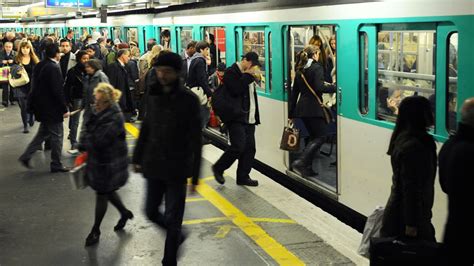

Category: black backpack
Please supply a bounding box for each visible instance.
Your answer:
[211,83,244,123]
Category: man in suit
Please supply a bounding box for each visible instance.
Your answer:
[106,49,134,122]
[439,98,474,265]
[0,41,16,107]
[19,42,70,173]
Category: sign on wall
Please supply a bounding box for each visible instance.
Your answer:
[45,0,94,8]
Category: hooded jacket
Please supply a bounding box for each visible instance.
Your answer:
[186,52,211,97]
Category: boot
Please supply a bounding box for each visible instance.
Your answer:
[292,137,325,178]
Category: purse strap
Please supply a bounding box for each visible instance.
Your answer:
[300,73,325,107]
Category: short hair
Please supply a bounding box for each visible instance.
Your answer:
[461,98,474,127]
[76,50,89,61]
[208,33,215,43]
[186,40,197,50]
[45,42,60,59]
[195,41,209,53]
[161,30,170,38]
[146,40,157,52]
[84,59,103,71]
[117,49,130,58]
[4,41,13,47]
[67,29,74,34]
[59,38,71,44]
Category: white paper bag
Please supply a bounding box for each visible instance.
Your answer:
[358,206,385,257]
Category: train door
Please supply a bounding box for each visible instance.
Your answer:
[284,25,339,194]
[178,27,193,56]
[125,27,138,44]
[99,27,109,39]
[204,27,227,67]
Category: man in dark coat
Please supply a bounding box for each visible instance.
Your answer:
[0,41,16,107]
[132,52,202,266]
[106,49,134,122]
[19,42,70,173]
[439,98,474,265]
[212,52,261,187]
[59,38,76,79]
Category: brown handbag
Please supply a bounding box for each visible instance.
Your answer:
[280,124,300,151]
[300,74,335,124]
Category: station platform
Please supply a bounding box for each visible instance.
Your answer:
[0,105,367,265]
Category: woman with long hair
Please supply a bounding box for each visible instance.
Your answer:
[79,83,132,246]
[288,45,336,177]
[13,39,40,133]
[381,96,437,241]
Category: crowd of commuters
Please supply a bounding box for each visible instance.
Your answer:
[1,28,472,265]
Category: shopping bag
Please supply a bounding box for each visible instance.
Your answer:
[369,237,442,266]
[279,125,300,151]
[0,66,10,83]
[358,206,384,257]
[69,152,88,190]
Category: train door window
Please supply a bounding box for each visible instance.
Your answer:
[268,31,272,92]
[160,28,171,50]
[100,27,109,39]
[112,28,121,42]
[243,27,266,91]
[179,27,193,56]
[126,28,138,44]
[82,28,89,39]
[377,30,436,123]
[286,25,338,193]
[360,32,369,115]
[447,32,458,133]
[204,27,227,70]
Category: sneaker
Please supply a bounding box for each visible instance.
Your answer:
[67,149,80,155]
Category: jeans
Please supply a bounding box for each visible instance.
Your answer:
[16,96,34,129]
[213,123,256,180]
[68,99,83,147]
[145,179,187,266]
[20,122,64,169]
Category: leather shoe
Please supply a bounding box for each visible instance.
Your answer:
[85,230,101,247]
[19,158,32,169]
[51,166,70,173]
[212,166,225,185]
[237,178,259,187]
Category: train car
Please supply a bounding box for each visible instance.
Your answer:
[2,0,473,241]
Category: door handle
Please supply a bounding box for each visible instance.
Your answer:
[337,87,342,106]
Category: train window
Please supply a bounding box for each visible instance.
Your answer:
[100,27,109,39]
[113,28,121,41]
[377,30,436,122]
[243,28,266,91]
[126,28,138,44]
[447,32,458,133]
[180,27,193,56]
[204,27,227,71]
[360,32,369,115]
[161,28,171,50]
[268,31,272,93]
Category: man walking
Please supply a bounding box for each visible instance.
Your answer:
[133,52,202,266]
[0,41,16,107]
[19,42,70,172]
[212,52,262,187]
[107,49,134,122]
[439,98,474,265]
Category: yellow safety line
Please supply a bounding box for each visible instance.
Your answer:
[186,198,207,203]
[250,218,297,224]
[125,123,305,266]
[183,217,228,225]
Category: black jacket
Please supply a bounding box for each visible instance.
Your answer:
[28,59,67,123]
[64,64,85,103]
[439,123,474,264]
[380,131,437,241]
[289,61,336,119]
[132,79,202,185]
[0,50,16,67]
[125,59,139,89]
[186,53,211,97]
[80,104,129,193]
[107,60,133,112]
[224,63,260,125]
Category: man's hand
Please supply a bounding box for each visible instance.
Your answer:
[63,112,71,118]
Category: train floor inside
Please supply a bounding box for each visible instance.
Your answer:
[0,104,367,265]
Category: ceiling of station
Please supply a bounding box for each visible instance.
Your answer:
[1,0,43,7]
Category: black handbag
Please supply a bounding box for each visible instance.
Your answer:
[369,237,443,266]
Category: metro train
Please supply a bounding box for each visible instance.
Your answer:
[1,1,473,240]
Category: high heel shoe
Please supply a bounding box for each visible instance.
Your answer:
[85,229,101,247]
[114,210,134,231]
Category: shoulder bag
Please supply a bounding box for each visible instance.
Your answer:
[8,64,30,88]
[279,122,300,151]
[300,73,334,124]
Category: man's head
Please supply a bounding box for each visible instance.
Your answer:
[195,41,210,56]
[60,39,72,54]
[153,52,182,87]
[85,45,96,58]
[3,42,13,53]
[67,29,74,39]
[45,42,60,61]
[461,97,474,127]
[241,51,260,71]
[6,32,15,41]
[147,39,157,52]
[161,30,170,42]
[117,49,130,64]
[185,41,197,57]
[76,50,90,66]
[217,62,226,76]
[97,37,106,46]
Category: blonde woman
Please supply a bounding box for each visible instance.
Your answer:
[146,44,163,71]
[13,40,40,133]
[79,83,132,247]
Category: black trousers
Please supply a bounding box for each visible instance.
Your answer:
[19,121,64,169]
[214,123,256,180]
[17,96,34,129]
[1,83,15,105]
[145,178,187,266]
